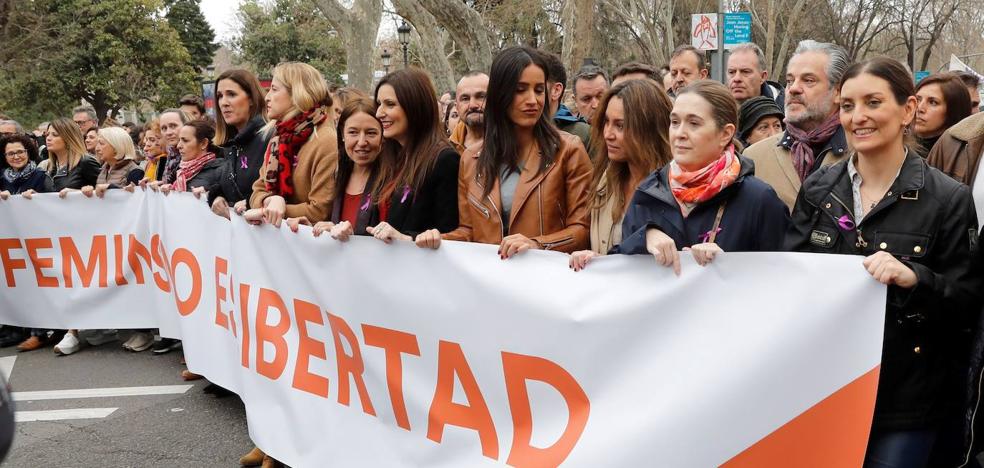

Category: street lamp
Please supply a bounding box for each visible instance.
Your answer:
[397,20,412,68]
[381,49,392,74]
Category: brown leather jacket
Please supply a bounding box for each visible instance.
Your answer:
[927,112,984,189]
[443,132,592,252]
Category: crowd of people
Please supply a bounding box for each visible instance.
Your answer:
[2,39,984,467]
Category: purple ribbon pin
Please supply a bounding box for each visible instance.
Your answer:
[240,155,248,169]
[360,195,371,212]
[400,185,411,204]
[837,215,856,231]
[699,227,722,243]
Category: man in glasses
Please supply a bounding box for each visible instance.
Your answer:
[72,105,99,133]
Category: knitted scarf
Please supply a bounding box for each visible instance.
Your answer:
[172,152,216,193]
[784,112,840,182]
[669,144,741,217]
[263,105,330,197]
[3,161,38,184]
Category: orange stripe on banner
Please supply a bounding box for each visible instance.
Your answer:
[721,366,880,468]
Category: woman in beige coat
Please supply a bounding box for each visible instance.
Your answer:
[243,62,337,228]
[570,79,674,268]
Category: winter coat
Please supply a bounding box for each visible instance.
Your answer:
[0,168,54,194]
[209,115,271,206]
[612,156,789,255]
[184,159,225,193]
[47,155,101,191]
[743,126,850,210]
[785,151,982,432]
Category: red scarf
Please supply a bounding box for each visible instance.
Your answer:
[172,152,216,192]
[264,106,329,197]
[784,112,840,182]
[669,144,741,217]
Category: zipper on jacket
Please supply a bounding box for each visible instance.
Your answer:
[541,236,573,250]
[467,194,490,218]
[829,192,868,249]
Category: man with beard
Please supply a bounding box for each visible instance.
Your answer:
[449,71,489,154]
[744,40,852,209]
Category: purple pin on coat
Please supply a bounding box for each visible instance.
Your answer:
[700,227,722,243]
[240,155,248,169]
[400,185,411,204]
[360,195,371,212]
[837,215,856,231]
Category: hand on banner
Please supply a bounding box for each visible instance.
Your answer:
[262,196,287,227]
[20,189,36,199]
[0,190,9,200]
[145,180,164,192]
[160,184,174,195]
[287,216,311,233]
[684,242,723,267]
[58,188,75,199]
[414,229,442,249]
[138,178,153,190]
[233,200,248,215]
[569,250,598,271]
[367,222,412,244]
[122,183,136,193]
[211,196,231,219]
[191,186,207,199]
[499,234,539,259]
[863,251,917,288]
[313,221,354,241]
[646,228,680,276]
[80,185,95,197]
[243,208,265,225]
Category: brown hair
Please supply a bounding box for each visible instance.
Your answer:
[373,67,450,198]
[590,79,673,221]
[334,87,369,109]
[915,72,973,131]
[612,62,658,82]
[334,97,389,205]
[675,80,740,146]
[214,69,267,145]
[182,120,221,155]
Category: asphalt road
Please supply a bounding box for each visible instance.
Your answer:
[0,333,253,467]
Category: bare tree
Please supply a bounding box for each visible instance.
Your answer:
[561,0,596,75]
[312,0,383,91]
[824,0,892,61]
[888,0,962,71]
[599,0,676,67]
[390,0,455,92]
[414,0,492,71]
[746,0,808,77]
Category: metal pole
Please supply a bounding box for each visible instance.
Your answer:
[403,45,409,68]
[713,0,725,83]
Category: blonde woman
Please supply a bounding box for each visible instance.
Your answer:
[81,126,144,197]
[40,117,100,196]
[244,62,337,228]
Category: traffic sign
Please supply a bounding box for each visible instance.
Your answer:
[691,14,718,51]
[723,12,752,49]
[914,70,930,83]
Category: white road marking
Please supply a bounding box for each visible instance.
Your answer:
[13,384,193,402]
[15,407,118,422]
[0,356,15,379]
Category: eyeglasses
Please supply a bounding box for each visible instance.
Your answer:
[4,149,27,158]
[74,120,90,127]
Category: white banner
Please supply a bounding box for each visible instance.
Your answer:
[0,190,886,467]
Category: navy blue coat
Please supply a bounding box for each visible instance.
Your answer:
[0,170,54,194]
[612,156,790,255]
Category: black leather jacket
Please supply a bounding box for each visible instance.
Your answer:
[786,151,982,431]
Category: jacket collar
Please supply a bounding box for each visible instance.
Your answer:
[553,104,584,124]
[760,80,783,100]
[225,115,266,147]
[948,112,984,143]
[803,149,926,212]
[778,125,849,158]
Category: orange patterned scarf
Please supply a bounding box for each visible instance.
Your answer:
[669,144,740,217]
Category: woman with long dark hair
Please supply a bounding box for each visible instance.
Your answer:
[306,97,387,240]
[208,68,270,218]
[346,67,458,245]
[786,57,981,466]
[568,79,674,270]
[429,46,592,256]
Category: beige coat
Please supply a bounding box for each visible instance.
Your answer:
[589,178,622,254]
[249,119,337,222]
[743,131,849,210]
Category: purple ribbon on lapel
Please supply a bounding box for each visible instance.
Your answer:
[400,185,411,204]
[360,195,371,212]
[699,227,722,243]
[837,215,855,231]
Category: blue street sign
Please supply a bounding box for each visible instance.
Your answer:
[915,71,930,83]
[723,12,752,49]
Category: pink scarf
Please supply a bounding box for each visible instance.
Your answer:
[172,152,216,192]
[669,144,741,217]
[784,112,840,182]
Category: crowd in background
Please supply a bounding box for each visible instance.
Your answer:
[2,39,984,468]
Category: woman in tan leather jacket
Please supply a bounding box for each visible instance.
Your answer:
[421,46,592,256]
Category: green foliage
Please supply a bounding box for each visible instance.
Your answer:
[165,0,219,70]
[0,0,200,123]
[230,0,346,85]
